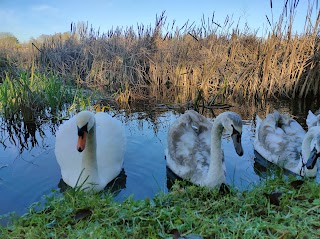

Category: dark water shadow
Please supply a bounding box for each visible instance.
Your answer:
[166,166,186,190]
[57,169,127,196]
[253,150,300,179]
[166,166,231,195]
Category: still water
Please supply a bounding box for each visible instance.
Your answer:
[0,99,319,224]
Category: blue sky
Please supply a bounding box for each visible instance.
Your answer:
[0,0,318,43]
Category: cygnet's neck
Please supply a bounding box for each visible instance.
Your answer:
[299,128,318,176]
[204,115,225,187]
[79,123,100,190]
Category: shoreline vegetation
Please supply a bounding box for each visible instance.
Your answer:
[0,1,319,109]
[0,0,320,238]
[1,175,320,238]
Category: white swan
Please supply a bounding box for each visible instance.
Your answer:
[254,111,320,177]
[165,110,244,188]
[55,111,126,192]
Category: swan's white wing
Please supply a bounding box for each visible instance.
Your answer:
[95,112,125,185]
[55,115,83,187]
[166,110,212,183]
[280,114,305,142]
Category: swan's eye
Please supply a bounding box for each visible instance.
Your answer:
[78,123,88,138]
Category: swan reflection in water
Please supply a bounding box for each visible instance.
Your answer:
[253,150,303,179]
[253,150,282,179]
[58,168,127,195]
[166,166,231,195]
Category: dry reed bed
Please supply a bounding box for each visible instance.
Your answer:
[1,3,319,105]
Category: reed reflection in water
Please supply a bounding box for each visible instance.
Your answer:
[0,109,60,219]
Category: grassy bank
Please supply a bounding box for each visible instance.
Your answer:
[1,174,319,238]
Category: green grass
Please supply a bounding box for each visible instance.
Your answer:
[0,71,71,115]
[1,175,319,239]
[0,70,93,119]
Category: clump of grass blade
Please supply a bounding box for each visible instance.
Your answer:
[0,70,80,118]
[1,175,319,238]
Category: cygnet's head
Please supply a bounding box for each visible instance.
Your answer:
[220,112,244,156]
[306,132,320,170]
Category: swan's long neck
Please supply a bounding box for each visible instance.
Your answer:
[79,123,100,189]
[299,128,318,176]
[205,116,225,187]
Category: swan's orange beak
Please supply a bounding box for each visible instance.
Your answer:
[77,132,87,152]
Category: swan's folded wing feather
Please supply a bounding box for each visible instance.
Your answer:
[256,114,303,165]
[260,124,286,153]
[95,113,125,184]
[167,111,212,179]
[282,119,305,139]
